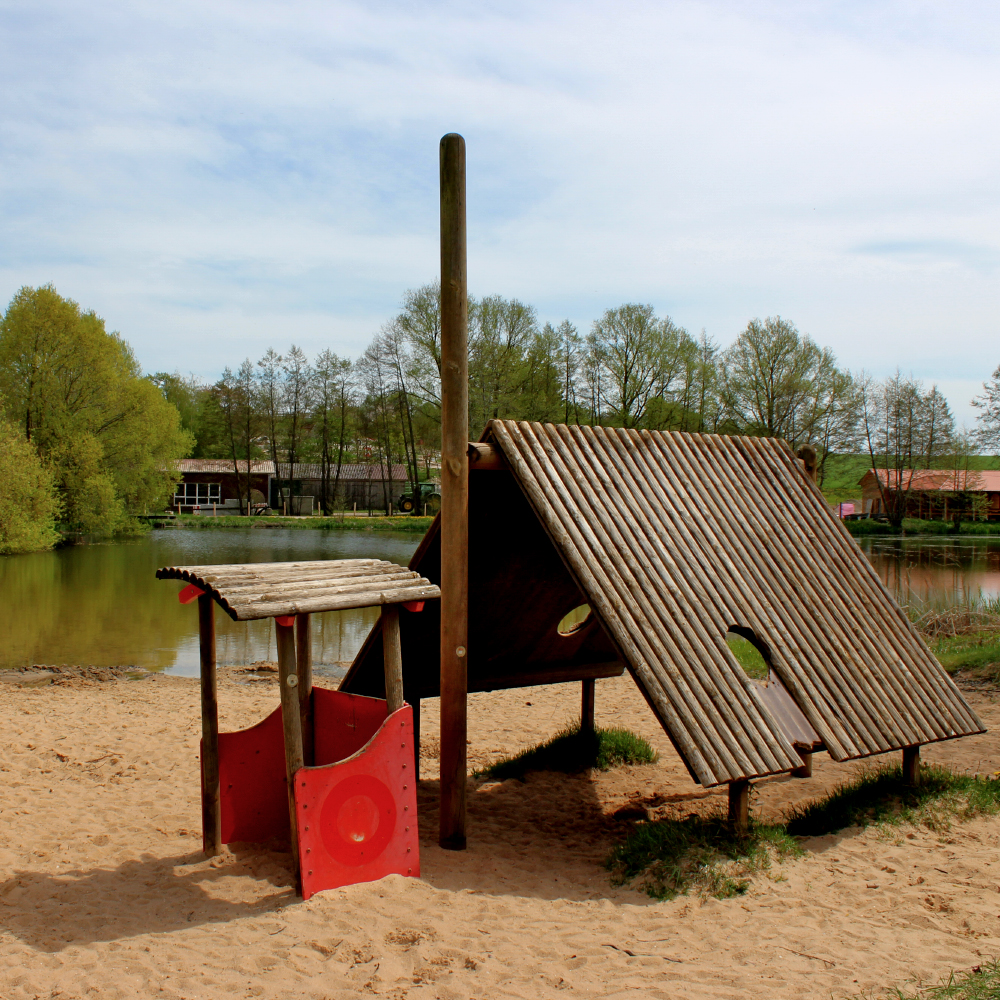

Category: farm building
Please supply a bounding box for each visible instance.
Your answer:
[171,459,275,513]
[273,462,409,513]
[860,468,1000,520]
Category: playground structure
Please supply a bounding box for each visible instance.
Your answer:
[156,559,440,898]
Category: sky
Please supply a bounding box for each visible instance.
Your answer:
[1,1,997,425]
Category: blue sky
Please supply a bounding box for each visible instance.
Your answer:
[1,1,997,424]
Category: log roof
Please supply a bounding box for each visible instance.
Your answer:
[487,420,984,785]
[156,559,440,621]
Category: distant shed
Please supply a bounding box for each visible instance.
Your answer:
[342,420,984,788]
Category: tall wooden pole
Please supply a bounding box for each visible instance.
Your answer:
[439,132,469,851]
[381,604,404,714]
[198,594,221,856]
[276,620,304,892]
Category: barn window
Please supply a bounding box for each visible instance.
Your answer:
[557,605,592,636]
[726,627,770,680]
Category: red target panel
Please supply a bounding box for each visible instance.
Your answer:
[295,704,419,900]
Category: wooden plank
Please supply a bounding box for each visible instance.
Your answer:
[581,678,595,733]
[467,441,505,470]
[728,779,749,832]
[276,620,304,893]
[382,604,404,714]
[439,131,469,851]
[296,613,313,767]
[198,594,221,857]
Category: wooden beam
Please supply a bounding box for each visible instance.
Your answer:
[276,619,305,892]
[903,745,920,787]
[728,779,750,833]
[439,132,469,852]
[382,604,404,714]
[791,749,812,778]
[467,442,505,470]
[581,677,595,733]
[198,594,221,857]
[296,613,313,766]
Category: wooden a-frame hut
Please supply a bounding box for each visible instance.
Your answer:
[342,420,985,795]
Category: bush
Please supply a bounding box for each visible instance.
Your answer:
[0,417,60,554]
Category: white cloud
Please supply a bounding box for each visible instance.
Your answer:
[1,0,998,426]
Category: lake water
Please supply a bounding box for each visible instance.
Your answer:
[0,528,421,677]
[2,530,999,676]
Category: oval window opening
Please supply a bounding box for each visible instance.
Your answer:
[558,605,592,636]
[726,628,770,680]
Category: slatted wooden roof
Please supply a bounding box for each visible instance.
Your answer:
[484,420,984,786]
[156,559,440,620]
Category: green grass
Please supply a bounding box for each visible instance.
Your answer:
[844,518,1000,536]
[474,723,658,782]
[607,763,1000,902]
[605,810,801,901]
[929,633,1000,676]
[168,514,433,532]
[862,960,1000,999]
[727,634,770,679]
[786,763,1000,837]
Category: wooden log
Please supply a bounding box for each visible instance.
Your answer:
[467,441,505,470]
[198,594,221,856]
[791,750,812,778]
[382,604,404,714]
[903,745,920,786]
[276,619,304,892]
[728,779,750,832]
[581,677,595,733]
[296,613,313,767]
[223,583,442,621]
[439,132,469,851]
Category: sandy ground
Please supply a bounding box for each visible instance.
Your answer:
[2,670,1000,1000]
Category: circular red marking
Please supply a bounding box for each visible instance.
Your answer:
[319,775,396,867]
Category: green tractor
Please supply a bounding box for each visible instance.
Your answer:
[397,481,441,515]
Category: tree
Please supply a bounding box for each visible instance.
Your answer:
[858,371,954,529]
[972,363,1000,453]
[720,316,845,449]
[312,350,354,513]
[257,348,283,507]
[0,416,60,553]
[217,360,260,514]
[0,285,190,532]
[282,345,313,490]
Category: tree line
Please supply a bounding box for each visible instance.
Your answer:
[1,281,996,552]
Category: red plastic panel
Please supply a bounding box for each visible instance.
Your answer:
[295,705,419,900]
[214,705,289,844]
[312,687,388,767]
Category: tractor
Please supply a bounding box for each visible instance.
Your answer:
[396,481,441,515]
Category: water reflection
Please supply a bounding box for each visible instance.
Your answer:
[858,537,1000,608]
[0,529,421,676]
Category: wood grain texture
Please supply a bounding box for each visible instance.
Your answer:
[197,594,221,857]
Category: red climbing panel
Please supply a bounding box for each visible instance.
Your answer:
[295,704,419,900]
[214,706,288,844]
[313,687,388,766]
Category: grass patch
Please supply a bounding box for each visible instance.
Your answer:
[928,633,1000,677]
[785,763,1000,837]
[475,723,657,782]
[607,763,1000,902]
[862,959,1000,999]
[606,811,801,901]
[169,514,432,532]
[843,518,1000,537]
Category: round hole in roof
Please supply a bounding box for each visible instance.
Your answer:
[557,605,592,636]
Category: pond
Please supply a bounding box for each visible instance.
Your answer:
[0,528,422,677]
[3,530,999,677]
[858,536,1000,609]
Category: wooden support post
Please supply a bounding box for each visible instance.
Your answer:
[903,745,920,787]
[276,619,304,891]
[198,594,221,857]
[382,604,404,714]
[296,613,313,766]
[581,678,595,733]
[791,750,812,778]
[728,779,750,833]
[439,131,469,852]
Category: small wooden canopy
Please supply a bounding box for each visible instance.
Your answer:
[343,420,985,788]
[155,558,440,620]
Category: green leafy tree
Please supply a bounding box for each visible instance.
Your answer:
[0,416,61,553]
[0,285,191,532]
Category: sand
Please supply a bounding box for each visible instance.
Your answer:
[2,670,999,999]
